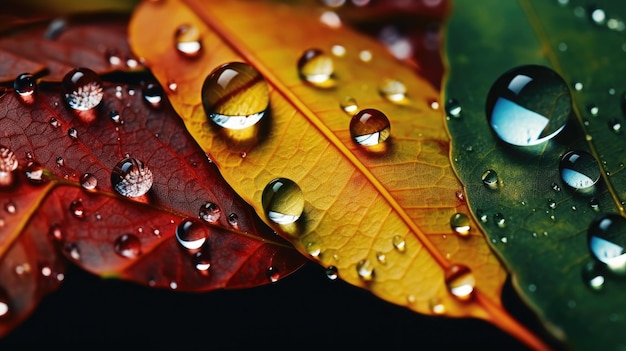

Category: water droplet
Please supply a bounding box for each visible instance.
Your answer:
[305,241,322,257]
[551,182,561,192]
[14,263,30,276]
[69,200,84,218]
[114,234,141,259]
[378,79,406,102]
[201,62,269,130]
[340,96,358,115]
[67,128,78,141]
[392,235,406,252]
[587,104,599,116]
[358,50,372,62]
[174,24,202,57]
[325,266,338,280]
[445,99,462,118]
[481,169,499,190]
[227,213,239,227]
[319,10,342,28]
[445,264,475,300]
[429,298,446,315]
[111,158,153,198]
[193,246,211,275]
[590,198,600,211]
[486,65,570,146]
[169,281,178,290]
[589,7,606,26]
[494,213,506,228]
[0,288,9,318]
[49,223,63,241]
[266,266,280,282]
[79,173,97,191]
[582,261,605,291]
[450,213,470,236]
[24,161,45,184]
[142,82,163,108]
[356,259,374,281]
[350,108,390,146]
[62,68,104,111]
[176,218,208,250]
[109,110,121,124]
[548,199,557,209]
[588,213,626,273]
[4,201,16,214]
[49,117,60,128]
[166,81,178,93]
[65,242,81,260]
[0,145,18,187]
[56,156,64,167]
[331,44,346,57]
[297,48,335,88]
[105,49,122,66]
[376,252,387,264]
[199,202,221,223]
[559,150,600,190]
[14,73,36,97]
[609,119,622,133]
[262,178,304,225]
[573,81,583,91]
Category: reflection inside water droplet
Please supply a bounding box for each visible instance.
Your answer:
[201,62,269,130]
[199,202,221,223]
[450,213,470,236]
[174,24,202,57]
[486,65,570,146]
[350,109,390,146]
[356,259,374,280]
[481,169,499,189]
[297,48,335,88]
[111,158,153,198]
[559,150,600,190]
[176,218,208,251]
[62,67,104,111]
[262,178,304,225]
[588,213,626,274]
[445,264,475,300]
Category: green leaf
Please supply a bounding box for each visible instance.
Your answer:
[444,0,626,349]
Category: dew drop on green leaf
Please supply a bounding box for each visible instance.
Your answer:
[559,150,601,190]
[588,213,626,274]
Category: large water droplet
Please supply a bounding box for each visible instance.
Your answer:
[450,213,470,236]
[588,213,626,273]
[481,169,499,189]
[14,73,36,98]
[0,145,18,187]
[174,24,202,57]
[199,202,221,223]
[201,62,269,130]
[111,158,153,198]
[297,48,335,88]
[378,79,407,103]
[114,234,141,259]
[80,173,98,191]
[445,264,475,300]
[429,298,446,315]
[559,150,600,190]
[262,178,304,225]
[350,109,390,146]
[356,259,374,281]
[176,218,208,251]
[486,65,571,146]
[62,68,104,111]
[582,261,605,291]
[69,200,84,218]
[142,82,163,108]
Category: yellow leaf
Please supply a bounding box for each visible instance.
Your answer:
[129,1,548,348]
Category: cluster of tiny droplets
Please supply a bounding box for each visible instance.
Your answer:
[115,163,154,197]
[65,81,103,111]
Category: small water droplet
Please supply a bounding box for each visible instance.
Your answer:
[455,190,465,202]
[445,264,475,300]
[169,281,178,290]
[227,213,239,227]
[262,178,305,225]
[325,266,338,280]
[445,98,462,118]
[40,265,52,277]
[69,200,84,218]
[331,44,346,57]
[193,246,211,275]
[582,261,605,291]
[114,234,141,259]
[79,173,97,191]
[56,156,64,167]
[477,210,488,223]
[142,82,163,108]
[174,24,202,57]
[0,145,18,187]
[67,128,78,141]
[176,218,208,250]
[589,6,606,26]
[14,73,36,98]
[590,198,600,211]
[587,104,599,116]
[356,259,374,281]
[340,96,358,115]
[392,235,406,252]
[588,213,626,274]
[65,242,81,260]
[609,119,622,133]
[358,50,372,62]
[111,158,153,198]
[199,202,221,223]
[573,81,583,91]
[559,150,600,190]
[62,68,104,111]
[49,117,60,128]
[166,81,178,93]
[378,79,406,102]
[450,213,470,236]
[481,169,499,190]
[4,201,16,214]
[14,263,30,276]
[109,110,122,125]
[105,48,122,66]
[429,100,440,110]
[126,58,139,69]
[429,298,446,315]
[49,223,63,241]
[486,65,570,146]
[551,182,561,192]
[266,266,280,282]
[202,62,269,130]
[297,48,335,88]
[0,288,9,318]
[24,161,45,184]
[548,199,557,209]
[376,252,387,264]
[494,213,505,228]
[350,108,390,146]
[305,241,321,257]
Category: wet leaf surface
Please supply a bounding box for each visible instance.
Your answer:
[445,0,626,349]
[0,16,305,337]
[129,1,550,348]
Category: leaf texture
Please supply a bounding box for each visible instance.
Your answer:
[444,0,626,349]
[128,1,549,348]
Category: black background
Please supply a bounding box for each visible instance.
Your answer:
[0,261,562,350]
